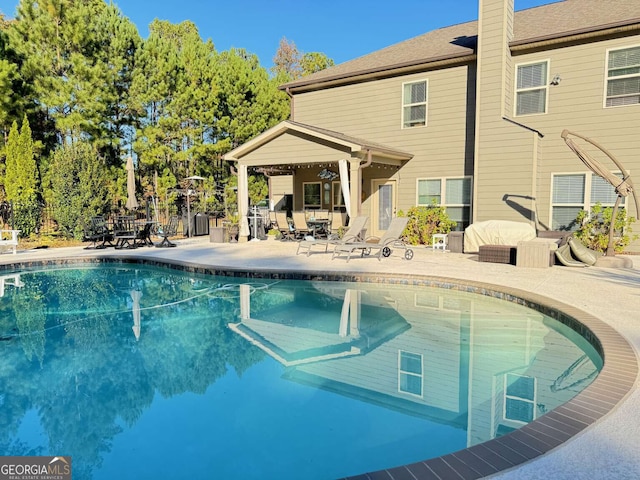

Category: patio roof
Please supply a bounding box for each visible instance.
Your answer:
[222,120,414,165]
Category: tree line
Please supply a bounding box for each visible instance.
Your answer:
[0,0,333,237]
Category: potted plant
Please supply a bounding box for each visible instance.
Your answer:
[225,214,240,242]
[267,228,281,241]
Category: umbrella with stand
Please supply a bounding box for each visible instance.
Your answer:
[125,157,139,211]
[561,129,639,257]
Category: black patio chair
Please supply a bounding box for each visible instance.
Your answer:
[113,216,139,249]
[155,215,179,247]
[82,216,114,249]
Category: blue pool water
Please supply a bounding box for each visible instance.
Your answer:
[0,265,602,480]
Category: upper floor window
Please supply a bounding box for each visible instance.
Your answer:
[504,373,536,423]
[402,80,427,128]
[515,61,548,116]
[606,46,640,107]
[398,350,423,397]
[417,177,472,230]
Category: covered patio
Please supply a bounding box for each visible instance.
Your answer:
[222,120,413,240]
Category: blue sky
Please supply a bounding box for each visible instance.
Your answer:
[2,0,557,69]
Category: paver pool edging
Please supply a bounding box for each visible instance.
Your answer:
[2,255,637,480]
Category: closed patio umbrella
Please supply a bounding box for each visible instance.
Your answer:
[125,156,139,210]
[131,289,142,341]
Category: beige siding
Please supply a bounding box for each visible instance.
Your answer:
[294,66,473,214]
[512,36,640,248]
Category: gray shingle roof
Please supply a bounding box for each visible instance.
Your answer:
[282,0,640,90]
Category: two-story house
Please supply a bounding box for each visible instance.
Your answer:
[223,0,640,251]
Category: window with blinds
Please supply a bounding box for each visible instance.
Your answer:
[515,61,548,116]
[606,46,640,107]
[398,351,423,397]
[417,179,441,205]
[402,80,427,128]
[504,374,536,423]
[417,177,472,230]
[551,173,625,230]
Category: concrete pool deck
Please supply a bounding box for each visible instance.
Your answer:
[1,237,638,479]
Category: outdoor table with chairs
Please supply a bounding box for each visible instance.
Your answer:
[81,215,168,250]
[305,218,331,239]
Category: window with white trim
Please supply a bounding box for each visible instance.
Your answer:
[303,182,321,209]
[332,181,345,207]
[417,177,472,230]
[551,172,625,231]
[606,46,640,107]
[402,80,427,128]
[504,373,536,423]
[398,350,423,397]
[515,61,548,116]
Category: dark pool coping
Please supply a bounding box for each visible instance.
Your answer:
[3,255,638,480]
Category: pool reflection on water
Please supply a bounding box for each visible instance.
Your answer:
[0,265,601,480]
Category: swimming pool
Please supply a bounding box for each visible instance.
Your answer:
[0,263,602,480]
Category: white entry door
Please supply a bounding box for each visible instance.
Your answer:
[371,179,396,237]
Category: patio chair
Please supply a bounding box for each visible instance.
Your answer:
[113,216,139,249]
[275,211,296,241]
[296,215,368,256]
[82,216,114,249]
[291,211,310,239]
[155,215,179,247]
[331,216,413,262]
[330,211,347,236]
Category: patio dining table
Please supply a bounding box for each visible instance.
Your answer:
[306,219,331,239]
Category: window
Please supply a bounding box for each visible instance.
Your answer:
[303,182,321,209]
[398,351,423,397]
[332,181,345,207]
[551,172,625,231]
[402,80,427,128]
[606,46,640,107]
[516,61,548,115]
[504,374,536,423]
[417,177,472,230]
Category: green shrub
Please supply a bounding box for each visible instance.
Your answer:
[573,202,637,253]
[12,200,41,237]
[398,203,457,245]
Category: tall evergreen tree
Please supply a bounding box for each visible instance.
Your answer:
[4,115,40,234]
[9,0,139,160]
[215,48,289,154]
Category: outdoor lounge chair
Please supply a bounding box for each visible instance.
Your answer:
[555,243,587,267]
[275,211,296,241]
[155,215,179,247]
[567,236,602,266]
[331,216,413,262]
[296,215,368,256]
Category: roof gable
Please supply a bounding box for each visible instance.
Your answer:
[223,120,413,162]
